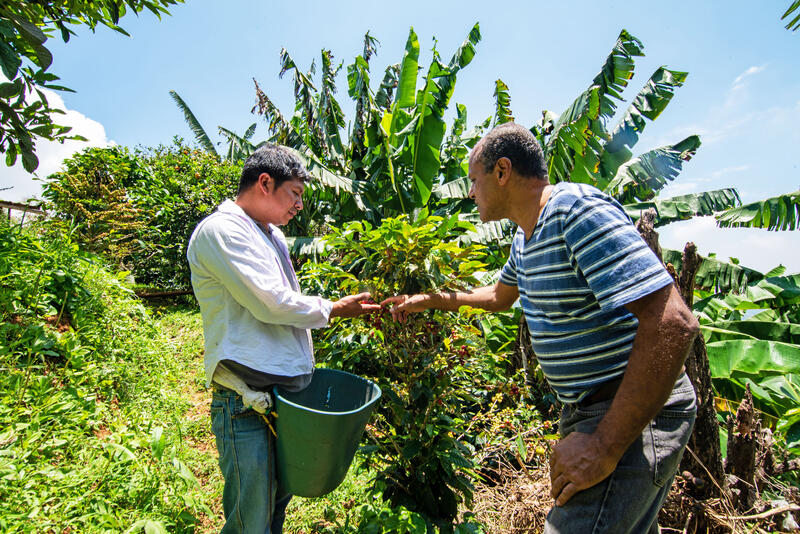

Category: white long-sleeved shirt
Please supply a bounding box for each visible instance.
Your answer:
[187,199,333,385]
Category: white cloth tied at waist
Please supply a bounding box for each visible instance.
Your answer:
[212,364,273,414]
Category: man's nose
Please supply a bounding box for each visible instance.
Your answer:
[468,184,475,199]
[295,198,304,211]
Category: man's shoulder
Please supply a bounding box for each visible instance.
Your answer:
[550,182,611,208]
[188,209,253,255]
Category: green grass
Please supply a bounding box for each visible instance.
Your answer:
[0,221,220,533]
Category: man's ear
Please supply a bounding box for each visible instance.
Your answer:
[495,157,513,185]
[258,172,274,194]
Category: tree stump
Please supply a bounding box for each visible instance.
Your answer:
[725,384,759,511]
[676,243,727,500]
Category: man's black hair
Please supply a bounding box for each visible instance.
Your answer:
[477,122,548,179]
[238,144,311,195]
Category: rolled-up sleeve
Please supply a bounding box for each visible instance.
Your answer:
[190,217,332,329]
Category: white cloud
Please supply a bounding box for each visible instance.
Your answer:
[658,216,800,275]
[732,65,766,87]
[0,88,113,203]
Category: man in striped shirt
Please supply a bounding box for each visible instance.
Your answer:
[382,122,699,533]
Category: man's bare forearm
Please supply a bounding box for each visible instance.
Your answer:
[548,284,700,505]
[424,285,514,312]
[593,284,699,460]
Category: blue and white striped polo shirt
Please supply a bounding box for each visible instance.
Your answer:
[499,182,674,403]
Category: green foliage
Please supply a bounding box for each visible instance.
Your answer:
[783,0,800,31]
[40,146,148,263]
[128,142,240,289]
[663,248,766,294]
[0,0,181,171]
[689,271,800,454]
[715,190,800,231]
[40,141,240,289]
[249,23,488,237]
[0,219,213,532]
[299,214,510,529]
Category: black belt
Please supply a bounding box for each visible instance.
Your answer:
[578,376,624,407]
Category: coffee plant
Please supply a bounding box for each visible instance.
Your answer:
[300,213,513,531]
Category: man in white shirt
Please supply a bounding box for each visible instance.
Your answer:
[187,144,380,534]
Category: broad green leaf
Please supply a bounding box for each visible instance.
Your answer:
[150,426,166,460]
[663,248,764,293]
[604,135,701,203]
[434,177,471,200]
[493,79,513,126]
[601,67,688,178]
[395,27,420,109]
[624,188,739,226]
[286,236,329,257]
[715,190,800,231]
[0,40,22,80]
[702,320,800,344]
[707,339,800,377]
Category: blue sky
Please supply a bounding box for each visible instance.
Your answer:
[2,0,799,273]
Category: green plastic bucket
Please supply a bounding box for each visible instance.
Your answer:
[274,368,381,497]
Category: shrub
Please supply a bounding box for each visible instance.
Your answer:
[300,213,510,531]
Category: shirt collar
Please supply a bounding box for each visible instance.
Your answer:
[218,199,276,235]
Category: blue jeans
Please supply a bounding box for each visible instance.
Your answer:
[544,373,697,534]
[211,388,291,534]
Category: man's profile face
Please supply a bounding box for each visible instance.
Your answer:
[262,174,305,226]
[468,147,500,223]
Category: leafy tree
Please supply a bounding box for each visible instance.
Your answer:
[41,141,240,289]
[40,146,148,264]
[0,0,181,172]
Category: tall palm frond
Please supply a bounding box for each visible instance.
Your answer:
[169,90,217,155]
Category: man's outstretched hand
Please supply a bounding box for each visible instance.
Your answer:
[330,292,383,318]
[380,294,430,322]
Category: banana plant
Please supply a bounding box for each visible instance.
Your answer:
[169,89,261,163]
[248,24,490,247]
[689,266,800,452]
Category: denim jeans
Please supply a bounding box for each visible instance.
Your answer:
[211,388,291,534]
[544,373,697,534]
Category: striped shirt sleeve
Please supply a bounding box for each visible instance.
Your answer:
[499,233,520,286]
[562,194,674,311]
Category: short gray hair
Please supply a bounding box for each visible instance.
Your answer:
[476,123,548,179]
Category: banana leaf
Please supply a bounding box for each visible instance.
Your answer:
[493,79,513,126]
[702,320,800,344]
[783,0,800,30]
[168,90,217,156]
[600,67,688,178]
[624,188,739,226]
[394,27,419,109]
[715,190,800,231]
[663,248,764,293]
[707,339,800,377]
[604,135,701,203]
